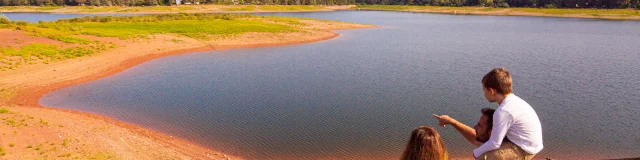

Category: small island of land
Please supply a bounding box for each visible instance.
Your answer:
[0,13,374,159]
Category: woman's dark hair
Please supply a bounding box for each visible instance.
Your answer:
[401,126,448,160]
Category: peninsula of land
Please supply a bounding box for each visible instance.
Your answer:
[0,13,375,159]
[0,5,355,14]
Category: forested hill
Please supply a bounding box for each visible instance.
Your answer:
[0,0,638,10]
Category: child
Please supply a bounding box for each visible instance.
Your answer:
[473,68,543,159]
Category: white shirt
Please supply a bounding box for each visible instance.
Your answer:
[473,94,544,158]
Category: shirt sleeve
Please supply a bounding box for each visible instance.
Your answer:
[473,110,514,158]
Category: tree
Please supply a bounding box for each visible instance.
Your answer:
[563,0,576,7]
[479,0,492,6]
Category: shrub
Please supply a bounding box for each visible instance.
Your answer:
[497,2,510,7]
[14,20,29,26]
[0,16,10,24]
[99,16,113,22]
[544,4,557,8]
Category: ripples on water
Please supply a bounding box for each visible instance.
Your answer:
[26,11,640,159]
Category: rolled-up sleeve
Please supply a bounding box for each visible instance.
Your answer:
[473,110,513,158]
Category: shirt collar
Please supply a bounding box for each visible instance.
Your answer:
[499,93,514,107]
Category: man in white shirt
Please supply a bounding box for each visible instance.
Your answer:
[436,68,543,159]
[475,68,543,159]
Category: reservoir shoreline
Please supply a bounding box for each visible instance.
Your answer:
[3,19,375,158]
[4,10,639,159]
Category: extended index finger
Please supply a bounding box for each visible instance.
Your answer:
[432,114,441,119]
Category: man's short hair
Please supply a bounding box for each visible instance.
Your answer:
[481,107,496,130]
[482,68,513,95]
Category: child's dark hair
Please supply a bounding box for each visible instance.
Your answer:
[482,68,513,95]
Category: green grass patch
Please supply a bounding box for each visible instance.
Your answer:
[356,5,412,11]
[77,6,121,13]
[43,14,294,40]
[116,6,197,12]
[146,6,196,11]
[1,13,318,70]
[39,118,49,126]
[1,15,10,24]
[58,153,72,157]
[261,16,308,25]
[90,151,115,159]
[32,6,64,11]
[0,6,62,11]
[0,6,21,11]
[1,43,101,61]
[62,138,71,147]
[63,20,291,39]
[22,27,93,44]
[222,6,256,11]
[0,108,7,114]
[259,5,325,11]
[261,15,331,24]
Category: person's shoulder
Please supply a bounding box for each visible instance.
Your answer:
[494,107,514,118]
[509,94,525,102]
[506,94,532,108]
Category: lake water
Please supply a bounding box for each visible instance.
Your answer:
[1,12,133,22]
[6,11,639,159]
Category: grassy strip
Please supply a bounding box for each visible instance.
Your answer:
[356,5,640,16]
[0,42,109,60]
[220,5,327,11]
[221,6,257,11]
[41,13,295,39]
[1,13,323,70]
[0,6,61,11]
[259,5,326,11]
[0,42,114,70]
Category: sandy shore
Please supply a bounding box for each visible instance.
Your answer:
[0,19,375,159]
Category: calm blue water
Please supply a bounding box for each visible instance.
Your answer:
[2,12,134,22]
[20,11,640,159]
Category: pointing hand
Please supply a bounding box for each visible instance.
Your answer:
[432,114,454,127]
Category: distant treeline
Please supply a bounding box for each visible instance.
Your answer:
[0,0,638,9]
[0,0,358,7]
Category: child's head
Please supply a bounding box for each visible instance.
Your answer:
[482,68,512,102]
